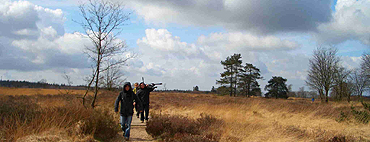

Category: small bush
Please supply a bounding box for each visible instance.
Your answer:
[351,106,369,124]
[81,109,120,141]
[146,113,223,142]
[336,111,348,123]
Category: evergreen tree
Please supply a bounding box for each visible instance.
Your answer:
[265,76,289,99]
[217,54,242,96]
[238,63,262,97]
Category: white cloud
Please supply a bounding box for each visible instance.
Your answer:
[128,28,308,90]
[0,0,90,72]
[315,0,370,45]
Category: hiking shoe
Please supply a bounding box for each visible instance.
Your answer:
[141,120,144,123]
[124,137,129,141]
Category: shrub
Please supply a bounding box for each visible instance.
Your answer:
[80,109,120,140]
[146,113,223,142]
[351,106,369,124]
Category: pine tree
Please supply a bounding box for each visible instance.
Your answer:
[265,76,289,99]
[238,63,262,97]
[217,54,242,97]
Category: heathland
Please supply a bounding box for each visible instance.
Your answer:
[0,87,369,142]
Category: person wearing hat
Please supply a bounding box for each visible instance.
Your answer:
[114,82,143,141]
[136,82,155,123]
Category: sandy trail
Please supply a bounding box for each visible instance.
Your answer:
[112,116,155,142]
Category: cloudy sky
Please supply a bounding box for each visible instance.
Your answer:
[0,0,368,91]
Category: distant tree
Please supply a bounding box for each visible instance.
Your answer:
[163,83,167,91]
[287,84,296,97]
[308,91,318,98]
[331,67,351,102]
[62,72,73,94]
[100,62,125,91]
[211,86,217,93]
[297,87,306,98]
[350,69,369,101]
[77,0,134,108]
[38,79,47,84]
[237,63,262,97]
[360,53,370,91]
[264,76,289,99]
[361,53,370,77]
[216,86,230,96]
[306,47,340,103]
[216,54,242,97]
[193,86,199,91]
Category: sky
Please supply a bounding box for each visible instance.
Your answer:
[0,0,369,91]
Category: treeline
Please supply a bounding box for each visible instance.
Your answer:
[215,54,291,98]
[216,48,370,102]
[0,80,86,90]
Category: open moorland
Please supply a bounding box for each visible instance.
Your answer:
[0,87,369,142]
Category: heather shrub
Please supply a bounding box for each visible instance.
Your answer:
[146,113,223,142]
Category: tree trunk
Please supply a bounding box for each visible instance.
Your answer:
[230,66,233,97]
[347,93,350,103]
[234,75,237,97]
[91,43,102,108]
[325,89,329,103]
[91,61,100,108]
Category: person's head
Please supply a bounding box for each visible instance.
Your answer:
[140,82,146,89]
[125,85,130,91]
[123,82,132,92]
[134,82,139,88]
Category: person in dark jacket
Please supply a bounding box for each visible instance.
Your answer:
[114,82,142,141]
[136,82,155,123]
[133,82,140,118]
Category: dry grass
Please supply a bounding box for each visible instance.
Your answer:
[0,88,120,141]
[0,87,94,96]
[149,92,370,142]
[1,87,369,142]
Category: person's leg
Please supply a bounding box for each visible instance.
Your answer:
[120,116,127,134]
[140,109,144,122]
[144,104,149,121]
[124,115,132,139]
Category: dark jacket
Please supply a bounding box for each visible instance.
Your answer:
[136,85,155,105]
[114,82,143,116]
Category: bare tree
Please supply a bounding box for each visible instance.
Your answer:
[77,0,134,108]
[61,72,73,95]
[297,86,306,98]
[306,47,340,103]
[361,53,370,76]
[163,83,167,91]
[361,53,370,90]
[101,61,125,91]
[350,69,369,101]
[331,67,351,102]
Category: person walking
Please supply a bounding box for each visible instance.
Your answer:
[114,82,142,141]
[136,82,155,123]
[132,83,140,118]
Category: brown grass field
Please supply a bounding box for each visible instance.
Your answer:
[0,87,369,141]
[148,92,370,142]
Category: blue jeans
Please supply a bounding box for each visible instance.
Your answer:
[120,115,132,138]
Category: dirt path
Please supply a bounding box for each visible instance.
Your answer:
[112,116,155,142]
